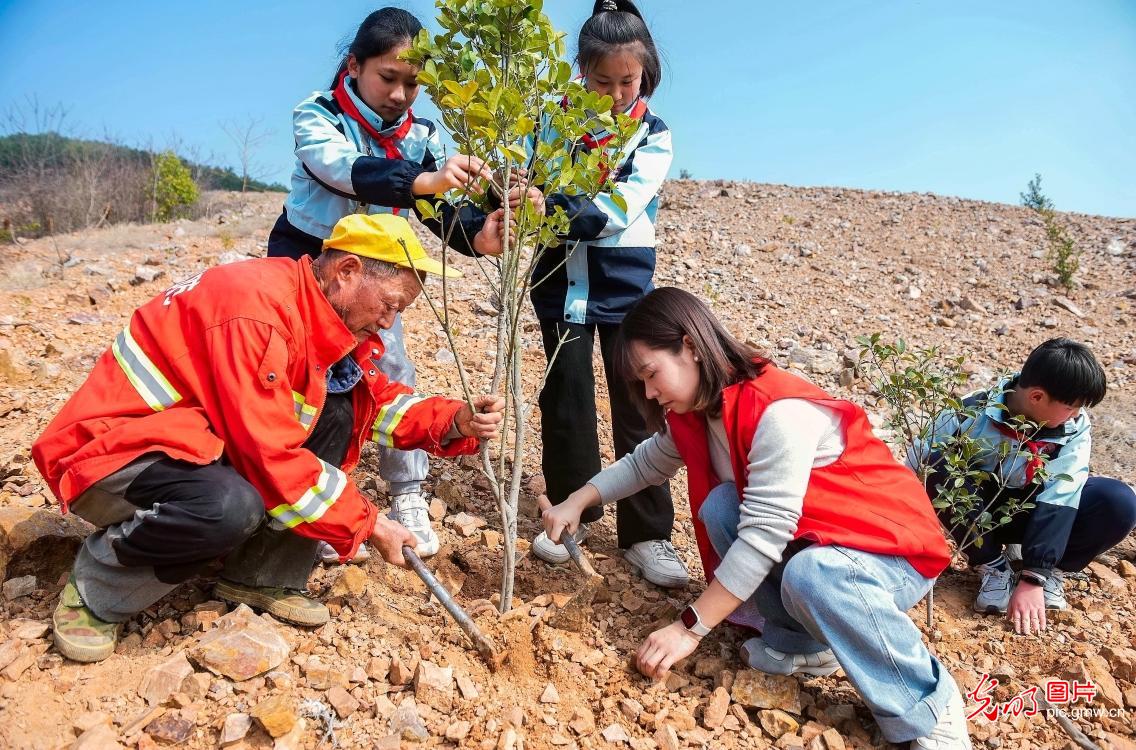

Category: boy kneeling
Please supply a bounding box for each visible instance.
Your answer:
[912,338,1136,634]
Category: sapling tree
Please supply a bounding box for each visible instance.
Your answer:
[857,334,1066,625]
[404,0,641,612]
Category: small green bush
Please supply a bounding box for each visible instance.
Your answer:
[153,150,198,221]
[1020,173,1079,289]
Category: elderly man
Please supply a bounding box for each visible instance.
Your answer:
[32,213,502,662]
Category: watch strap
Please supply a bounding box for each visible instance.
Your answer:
[680,605,711,637]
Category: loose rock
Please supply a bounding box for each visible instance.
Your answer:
[732,670,803,714]
[137,652,195,706]
[251,694,297,738]
[187,604,290,681]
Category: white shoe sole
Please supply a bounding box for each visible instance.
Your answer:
[740,639,840,677]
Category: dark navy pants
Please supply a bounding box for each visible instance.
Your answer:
[942,477,1136,571]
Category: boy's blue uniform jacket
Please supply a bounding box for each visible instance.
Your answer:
[445,102,673,324]
[281,78,486,250]
[907,374,1092,581]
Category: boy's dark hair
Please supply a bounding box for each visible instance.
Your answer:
[613,287,769,432]
[330,8,423,88]
[578,0,662,98]
[1018,338,1107,407]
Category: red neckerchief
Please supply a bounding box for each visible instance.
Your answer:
[333,71,413,215]
[561,96,649,184]
[333,71,413,160]
[989,420,1057,484]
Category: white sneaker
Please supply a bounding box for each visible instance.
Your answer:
[389,491,440,558]
[532,524,591,564]
[317,541,371,565]
[911,689,972,749]
[624,540,690,588]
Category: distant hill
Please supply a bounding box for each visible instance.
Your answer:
[0,132,286,193]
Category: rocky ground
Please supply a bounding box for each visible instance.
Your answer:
[1,184,1134,750]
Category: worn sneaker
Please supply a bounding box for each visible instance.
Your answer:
[317,541,372,565]
[52,578,120,663]
[972,563,1014,614]
[214,581,329,626]
[911,689,973,749]
[1043,569,1068,610]
[532,524,591,564]
[624,540,690,588]
[740,637,840,677]
[388,491,440,558]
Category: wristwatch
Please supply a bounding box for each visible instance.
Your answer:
[679,604,712,638]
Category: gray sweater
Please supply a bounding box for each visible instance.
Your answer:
[588,399,845,601]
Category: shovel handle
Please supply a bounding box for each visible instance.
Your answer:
[402,545,502,670]
[560,533,597,578]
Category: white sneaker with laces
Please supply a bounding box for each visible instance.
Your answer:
[911,689,973,749]
[389,491,440,558]
[624,540,690,588]
[532,524,591,564]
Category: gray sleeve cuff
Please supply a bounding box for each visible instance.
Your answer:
[586,431,683,505]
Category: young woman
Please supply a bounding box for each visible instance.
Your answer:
[540,288,971,750]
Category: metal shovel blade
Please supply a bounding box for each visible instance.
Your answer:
[545,532,603,632]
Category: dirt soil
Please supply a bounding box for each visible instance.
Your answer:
[1,184,1134,750]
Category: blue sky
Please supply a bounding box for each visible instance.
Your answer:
[1,1,1133,217]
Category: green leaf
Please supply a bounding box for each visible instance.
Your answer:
[415,199,438,220]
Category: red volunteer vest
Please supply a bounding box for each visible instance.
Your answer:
[666,366,950,582]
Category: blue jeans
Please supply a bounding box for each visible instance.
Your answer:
[699,482,959,742]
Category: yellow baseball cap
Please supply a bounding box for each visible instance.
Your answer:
[322,213,463,279]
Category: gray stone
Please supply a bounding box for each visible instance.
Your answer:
[131,266,165,285]
[2,575,36,600]
[390,697,428,741]
[217,251,254,265]
[1052,296,1085,318]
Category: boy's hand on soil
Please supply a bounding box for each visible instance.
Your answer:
[538,493,582,543]
[455,395,505,439]
[473,209,506,256]
[1008,581,1047,635]
[368,516,417,568]
[635,621,701,681]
